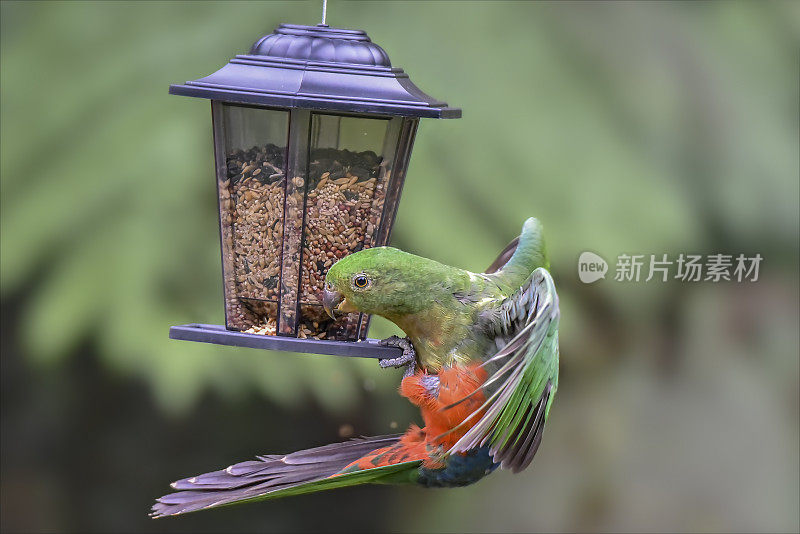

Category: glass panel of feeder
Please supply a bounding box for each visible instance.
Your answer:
[355,117,419,340]
[214,102,288,335]
[276,110,311,337]
[298,114,403,341]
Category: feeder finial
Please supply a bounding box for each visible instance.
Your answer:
[320,0,328,27]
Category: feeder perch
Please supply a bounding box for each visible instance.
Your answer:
[168,22,460,357]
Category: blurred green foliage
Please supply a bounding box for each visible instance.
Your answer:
[1,1,798,532]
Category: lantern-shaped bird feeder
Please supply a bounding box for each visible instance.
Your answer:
[168,21,460,357]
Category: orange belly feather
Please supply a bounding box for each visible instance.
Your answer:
[340,363,488,472]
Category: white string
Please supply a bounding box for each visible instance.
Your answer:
[321,0,328,25]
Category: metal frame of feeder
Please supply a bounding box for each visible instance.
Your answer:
[169,23,460,357]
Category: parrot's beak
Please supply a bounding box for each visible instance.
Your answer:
[323,288,344,320]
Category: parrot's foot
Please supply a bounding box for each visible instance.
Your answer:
[378,336,417,377]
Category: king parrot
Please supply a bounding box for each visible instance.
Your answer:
[151,217,559,517]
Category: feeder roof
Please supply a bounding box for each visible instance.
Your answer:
[170,23,461,119]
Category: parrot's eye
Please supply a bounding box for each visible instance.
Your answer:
[352,274,370,289]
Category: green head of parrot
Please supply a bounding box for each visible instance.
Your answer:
[322,246,455,320]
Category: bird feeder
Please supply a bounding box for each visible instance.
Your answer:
[168,22,460,357]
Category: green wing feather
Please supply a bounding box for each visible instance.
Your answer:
[445,267,559,473]
[487,218,550,293]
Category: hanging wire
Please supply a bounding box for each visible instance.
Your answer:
[321,0,328,26]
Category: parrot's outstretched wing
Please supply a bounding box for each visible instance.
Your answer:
[445,267,559,473]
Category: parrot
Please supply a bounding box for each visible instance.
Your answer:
[151,217,559,517]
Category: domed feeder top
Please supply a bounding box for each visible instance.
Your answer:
[170,23,461,118]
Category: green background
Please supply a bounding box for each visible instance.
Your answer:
[1,1,798,532]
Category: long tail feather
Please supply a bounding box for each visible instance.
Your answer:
[151,434,411,518]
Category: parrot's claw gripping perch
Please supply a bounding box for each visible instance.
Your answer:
[378,336,417,377]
